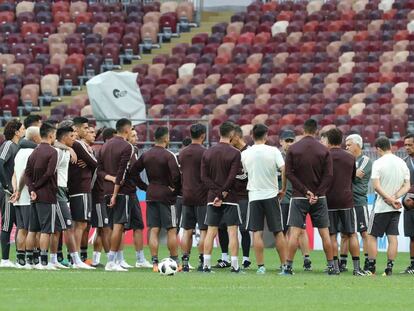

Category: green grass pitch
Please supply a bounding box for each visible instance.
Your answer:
[1,247,413,311]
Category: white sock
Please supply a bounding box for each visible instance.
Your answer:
[243,256,250,263]
[50,253,58,264]
[70,252,82,265]
[93,251,101,265]
[231,256,239,270]
[108,251,116,263]
[221,253,228,262]
[106,252,109,259]
[203,254,211,269]
[136,250,145,262]
[117,251,125,262]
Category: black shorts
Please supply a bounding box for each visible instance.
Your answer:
[175,196,183,229]
[55,201,73,231]
[147,201,177,229]
[29,203,57,234]
[404,209,414,237]
[125,195,144,231]
[0,189,16,232]
[91,200,109,228]
[368,211,400,238]
[180,205,207,231]
[15,205,30,230]
[205,203,242,227]
[355,205,370,233]
[328,209,357,235]
[239,199,249,232]
[107,194,129,226]
[288,197,330,229]
[247,197,284,233]
[69,193,92,222]
[281,203,290,233]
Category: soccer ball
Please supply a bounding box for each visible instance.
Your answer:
[158,258,178,276]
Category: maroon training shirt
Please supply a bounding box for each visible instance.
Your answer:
[326,147,356,210]
[130,146,181,205]
[123,146,147,195]
[178,143,208,206]
[233,144,248,201]
[285,136,333,197]
[201,142,241,204]
[25,143,58,204]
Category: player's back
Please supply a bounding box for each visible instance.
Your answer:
[142,146,176,185]
[68,140,96,195]
[203,143,239,186]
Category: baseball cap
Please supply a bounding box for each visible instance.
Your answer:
[280,130,295,141]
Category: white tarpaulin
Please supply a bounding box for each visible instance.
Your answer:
[86,71,146,128]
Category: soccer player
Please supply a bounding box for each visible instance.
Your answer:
[130,126,181,272]
[201,121,242,273]
[341,134,372,271]
[402,133,414,274]
[178,124,208,272]
[10,127,41,269]
[68,117,97,256]
[325,128,366,276]
[285,119,335,275]
[366,137,410,276]
[100,119,140,271]
[279,130,312,271]
[241,124,287,274]
[25,123,59,270]
[0,119,25,268]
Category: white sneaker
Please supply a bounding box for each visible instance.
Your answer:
[114,263,128,272]
[135,260,153,268]
[45,263,59,271]
[33,263,43,270]
[119,260,133,269]
[72,261,95,270]
[0,259,16,268]
[15,262,32,270]
[105,261,127,272]
[52,262,69,269]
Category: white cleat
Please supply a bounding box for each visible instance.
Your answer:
[0,259,16,268]
[105,262,128,272]
[135,260,153,268]
[15,262,33,270]
[72,261,95,270]
[52,262,69,269]
[45,263,59,271]
[119,260,133,269]
[33,263,43,270]
[114,264,128,272]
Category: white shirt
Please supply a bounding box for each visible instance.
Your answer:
[371,153,410,213]
[241,144,285,202]
[14,148,34,206]
[56,148,70,188]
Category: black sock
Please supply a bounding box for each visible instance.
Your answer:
[352,256,360,271]
[304,254,310,260]
[258,264,264,268]
[57,251,64,263]
[198,254,204,264]
[240,230,251,258]
[410,256,414,267]
[218,228,229,255]
[57,235,63,262]
[170,255,179,264]
[286,260,293,268]
[368,259,376,273]
[17,250,26,265]
[182,254,189,266]
[40,250,48,266]
[364,253,369,260]
[340,254,348,266]
[0,231,11,260]
[80,247,88,262]
[387,259,394,269]
[151,256,159,264]
[26,250,34,265]
[33,248,40,265]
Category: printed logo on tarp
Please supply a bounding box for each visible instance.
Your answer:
[113,89,128,98]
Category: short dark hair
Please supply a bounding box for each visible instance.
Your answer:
[4,119,23,140]
[56,126,74,141]
[72,116,89,127]
[252,124,268,140]
[404,133,414,141]
[182,137,192,147]
[326,128,343,146]
[40,122,56,139]
[375,137,391,151]
[190,123,206,139]
[233,125,243,137]
[116,118,132,133]
[24,115,42,129]
[155,126,169,142]
[320,131,328,138]
[303,119,318,134]
[219,121,235,138]
[102,128,116,142]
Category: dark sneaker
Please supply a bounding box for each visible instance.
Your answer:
[91,263,104,268]
[202,267,214,273]
[339,263,348,272]
[197,263,204,272]
[400,265,414,274]
[353,269,368,276]
[303,259,312,271]
[282,266,294,275]
[230,267,244,274]
[214,259,231,268]
[382,267,392,277]
[327,266,340,275]
[182,264,190,272]
[242,260,251,269]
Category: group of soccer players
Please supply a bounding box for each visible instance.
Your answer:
[1,115,414,276]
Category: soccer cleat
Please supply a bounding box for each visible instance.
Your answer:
[45,263,59,271]
[382,268,392,277]
[73,261,96,270]
[400,265,414,274]
[303,259,312,271]
[327,266,340,276]
[202,266,214,273]
[243,260,251,269]
[33,263,43,270]
[256,266,266,274]
[152,263,159,273]
[105,262,127,272]
[59,259,70,267]
[197,263,204,272]
[353,269,368,276]
[339,263,348,273]
[230,267,245,274]
[119,260,133,269]
[52,262,69,269]
[0,259,16,268]
[91,263,105,268]
[135,260,153,268]
[114,264,128,272]
[214,259,231,268]
[280,265,294,275]
[84,259,93,266]
[182,264,190,272]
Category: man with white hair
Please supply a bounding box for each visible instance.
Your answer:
[339,134,373,271]
[10,127,41,268]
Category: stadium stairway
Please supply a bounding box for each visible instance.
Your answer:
[30,10,235,122]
